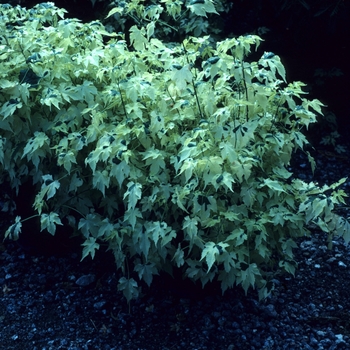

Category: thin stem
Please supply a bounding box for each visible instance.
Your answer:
[240,59,249,122]
[117,79,128,119]
[181,42,204,120]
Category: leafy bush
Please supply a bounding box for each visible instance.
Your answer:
[104,0,232,39]
[1,2,349,302]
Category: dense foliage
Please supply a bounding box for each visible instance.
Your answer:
[1,2,349,302]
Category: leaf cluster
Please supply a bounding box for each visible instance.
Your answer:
[1,2,349,302]
[104,0,232,41]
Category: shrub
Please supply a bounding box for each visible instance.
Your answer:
[1,2,349,302]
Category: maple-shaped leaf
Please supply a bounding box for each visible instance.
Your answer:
[40,212,63,235]
[110,160,131,188]
[78,213,101,238]
[0,98,22,119]
[4,216,22,240]
[41,174,60,200]
[123,208,143,229]
[129,25,148,51]
[200,241,229,272]
[172,244,185,268]
[117,277,139,303]
[171,64,193,90]
[93,170,110,196]
[81,237,100,260]
[57,151,77,174]
[188,0,218,17]
[142,147,166,176]
[133,225,151,259]
[134,262,159,286]
[237,262,261,295]
[124,182,142,211]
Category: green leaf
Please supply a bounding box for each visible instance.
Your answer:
[261,178,286,193]
[40,212,63,235]
[110,160,130,188]
[123,208,143,229]
[224,228,247,247]
[218,268,237,294]
[212,171,235,192]
[124,182,142,211]
[200,241,229,272]
[4,216,22,240]
[133,225,151,259]
[0,98,23,119]
[81,237,100,260]
[106,6,124,19]
[134,262,158,286]
[182,216,199,250]
[142,147,166,176]
[78,213,101,238]
[279,260,296,276]
[188,0,218,17]
[146,21,155,40]
[130,25,148,50]
[97,218,115,239]
[57,151,77,174]
[93,170,110,196]
[260,53,286,81]
[117,277,139,303]
[171,64,193,90]
[237,263,261,294]
[172,244,185,267]
[22,132,50,170]
[41,175,60,200]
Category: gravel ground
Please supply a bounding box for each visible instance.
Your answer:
[1,145,350,350]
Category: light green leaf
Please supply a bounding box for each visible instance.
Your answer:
[57,151,77,174]
[224,228,247,247]
[124,182,142,210]
[200,241,229,272]
[188,0,218,17]
[106,6,124,19]
[41,175,60,200]
[171,64,193,90]
[261,178,286,192]
[146,21,155,40]
[130,25,148,50]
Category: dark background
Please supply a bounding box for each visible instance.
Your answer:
[2,0,350,142]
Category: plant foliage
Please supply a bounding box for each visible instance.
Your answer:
[1,2,349,302]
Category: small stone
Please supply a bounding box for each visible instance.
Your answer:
[338,261,347,267]
[75,274,95,286]
[335,334,344,344]
[94,301,106,309]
